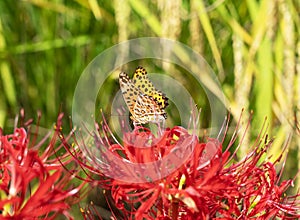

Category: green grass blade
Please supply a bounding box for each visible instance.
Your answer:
[194,0,224,77]
[129,0,162,36]
[0,18,17,109]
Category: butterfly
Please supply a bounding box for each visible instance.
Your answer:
[119,66,169,124]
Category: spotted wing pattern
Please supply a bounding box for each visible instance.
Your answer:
[132,94,166,124]
[133,66,169,109]
[119,67,168,124]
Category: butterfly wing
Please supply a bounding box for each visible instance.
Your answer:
[119,67,168,124]
[119,71,140,115]
[133,66,169,109]
[132,94,167,124]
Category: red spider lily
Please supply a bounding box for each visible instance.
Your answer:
[59,111,300,220]
[0,113,84,220]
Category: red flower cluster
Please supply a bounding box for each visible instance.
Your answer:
[3,110,299,219]
[65,114,300,220]
[0,115,83,220]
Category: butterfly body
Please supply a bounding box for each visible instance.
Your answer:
[119,66,168,124]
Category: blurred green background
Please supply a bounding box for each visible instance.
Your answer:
[0,0,299,216]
